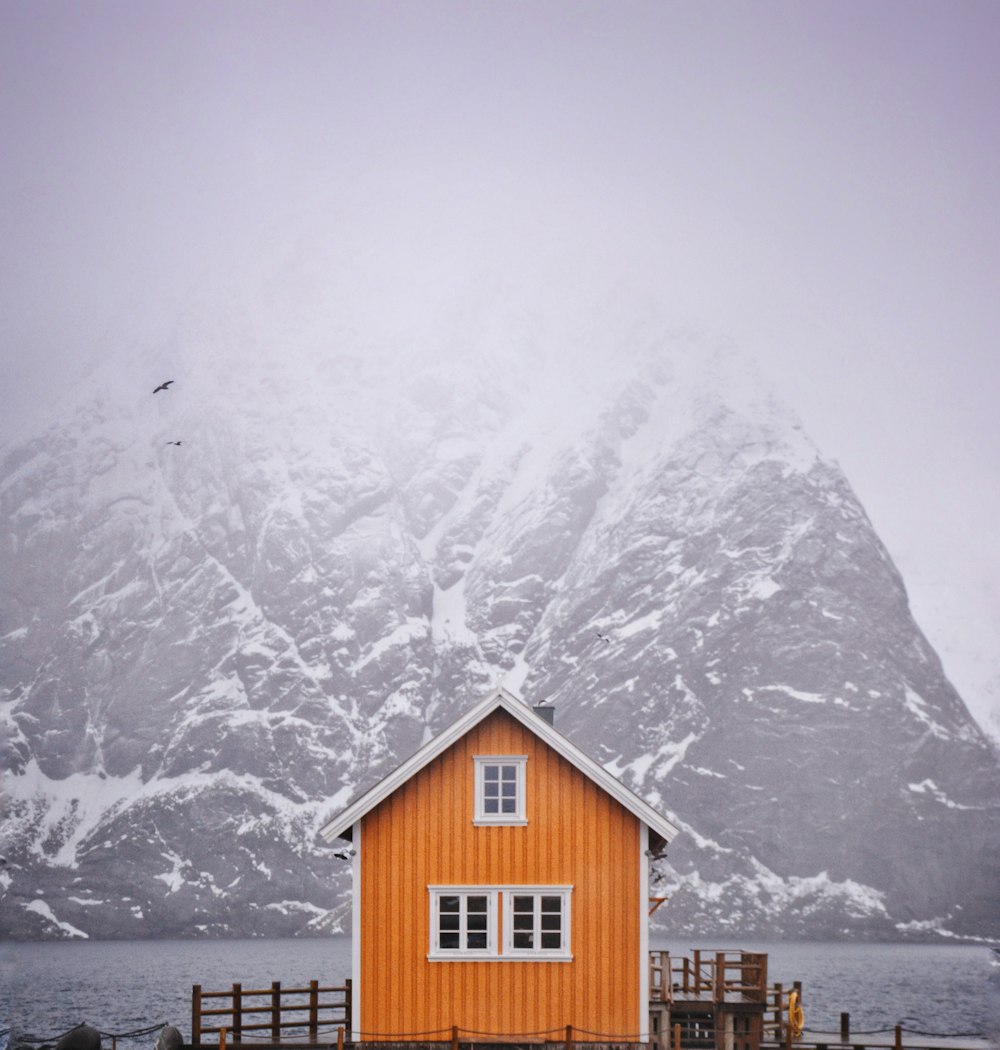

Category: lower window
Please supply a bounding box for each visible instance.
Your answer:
[428,886,571,960]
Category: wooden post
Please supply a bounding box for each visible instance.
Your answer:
[192,985,203,1046]
[565,1023,573,1050]
[271,981,281,1040]
[894,1026,902,1050]
[308,980,319,1040]
[219,1028,227,1050]
[673,1022,682,1050]
[840,1014,850,1041]
[337,1027,344,1050]
[774,984,783,1032]
[232,983,242,1044]
[452,1023,459,1050]
[345,979,353,1039]
[682,956,691,995]
[715,952,726,1002]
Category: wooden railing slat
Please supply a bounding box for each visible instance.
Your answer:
[232,984,242,1045]
[192,985,202,1046]
[199,984,346,999]
[201,1004,346,1017]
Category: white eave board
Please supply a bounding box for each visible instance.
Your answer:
[318,686,680,846]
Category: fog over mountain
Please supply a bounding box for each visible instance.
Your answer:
[3,1,999,746]
[2,296,997,942]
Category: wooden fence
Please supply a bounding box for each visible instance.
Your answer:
[191,979,351,1045]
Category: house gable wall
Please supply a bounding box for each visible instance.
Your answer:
[359,708,642,1039]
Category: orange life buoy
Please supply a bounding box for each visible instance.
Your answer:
[788,990,804,1038]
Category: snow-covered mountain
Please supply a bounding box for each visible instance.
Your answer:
[1,309,998,941]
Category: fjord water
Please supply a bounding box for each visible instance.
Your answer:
[3,939,998,1044]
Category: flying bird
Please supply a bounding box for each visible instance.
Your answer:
[153,380,174,393]
[166,440,182,446]
[596,631,611,643]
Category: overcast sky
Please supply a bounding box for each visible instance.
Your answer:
[2,1,998,733]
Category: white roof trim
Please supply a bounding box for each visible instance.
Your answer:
[318,685,680,844]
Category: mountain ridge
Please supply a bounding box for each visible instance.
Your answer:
[1,321,997,941]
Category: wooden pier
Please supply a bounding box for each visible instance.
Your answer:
[185,952,987,1050]
[648,949,771,1050]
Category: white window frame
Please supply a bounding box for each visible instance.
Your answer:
[428,887,499,959]
[427,885,572,962]
[501,887,572,960]
[473,755,528,825]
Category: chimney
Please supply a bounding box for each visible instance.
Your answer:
[533,704,555,726]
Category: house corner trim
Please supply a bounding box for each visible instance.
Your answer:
[352,819,362,1043]
[639,822,650,1042]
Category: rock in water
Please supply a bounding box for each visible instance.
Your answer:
[54,1027,100,1050]
[154,1027,183,1050]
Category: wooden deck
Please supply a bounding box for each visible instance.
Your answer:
[765,1035,993,1050]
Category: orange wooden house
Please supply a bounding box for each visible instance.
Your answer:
[319,686,680,1044]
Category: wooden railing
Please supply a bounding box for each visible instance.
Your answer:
[762,981,803,1044]
[650,950,769,1004]
[191,979,351,1045]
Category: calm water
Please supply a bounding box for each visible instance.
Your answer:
[2,938,998,1045]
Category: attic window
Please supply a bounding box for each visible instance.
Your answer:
[473,756,527,825]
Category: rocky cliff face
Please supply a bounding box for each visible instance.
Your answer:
[1,315,997,941]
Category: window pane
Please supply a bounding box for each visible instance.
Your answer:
[501,781,517,796]
[497,892,568,954]
[484,765,499,781]
[467,931,488,949]
[501,766,517,781]
[440,932,460,949]
[468,896,488,912]
[440,913,460,931]
[467,912,487,931]
[440,896,460,912]
[501,798,516,813]
[484,797,499,813]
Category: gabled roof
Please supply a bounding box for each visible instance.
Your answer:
[318,685,680,845]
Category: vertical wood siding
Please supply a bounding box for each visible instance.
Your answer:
[359,709,641,1039]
